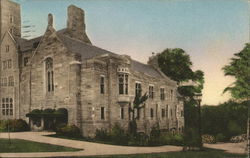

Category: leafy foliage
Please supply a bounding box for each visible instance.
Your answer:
[158,48,205,148]
[222,43,250,99]
[0,119,29,132]
[158,48,193,83]
[56,124,81,138]
[201,101,247,141]
[129,93,148,135]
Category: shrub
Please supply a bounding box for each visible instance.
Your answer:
[59,124,81,138]
[110,123,128,145]
[202,134,216,144]
[95,128,110,141]
[216,133,226,142]
[128,132,149,146]
[148,125,161,145]
[10,119,30,132]
[160,132,184,146]
[0,119,29,132]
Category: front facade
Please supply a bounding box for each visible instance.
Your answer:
[0,0,184,137]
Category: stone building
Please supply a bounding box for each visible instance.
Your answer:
[0,0,184,137]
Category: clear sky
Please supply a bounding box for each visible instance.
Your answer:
[13,0,249,105]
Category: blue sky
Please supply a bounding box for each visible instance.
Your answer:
[13,0,249,105]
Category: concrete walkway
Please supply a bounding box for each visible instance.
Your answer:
[0,132,182,157]
[204,141,247,154]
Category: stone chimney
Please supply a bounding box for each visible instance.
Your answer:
[66,5,92,44]
[147,52,159,68]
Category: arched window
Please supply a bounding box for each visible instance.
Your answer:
[45,58,54,92]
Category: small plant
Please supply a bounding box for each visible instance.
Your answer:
[216,133,226,142]
[110,123,128,145]
[148,124,161,145]
[57,124,81,138]
[95,128,110,141]
[0,119,29,132]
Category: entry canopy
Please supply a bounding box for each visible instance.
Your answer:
[26,108,68,118]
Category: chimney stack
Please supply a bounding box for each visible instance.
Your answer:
[66,5,91,44]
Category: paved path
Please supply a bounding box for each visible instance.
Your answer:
[204,141,247,154]
[0,132,182,157]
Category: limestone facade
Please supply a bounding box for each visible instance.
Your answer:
[0,0,184,137]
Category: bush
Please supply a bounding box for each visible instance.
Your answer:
[202,134,216,144]
[57,124,81,138]
[160,132,184,146]
[148,125,161,145]
[109,123,128,145]
[95,128,110,141]
[216,133,226,142]
[0,119,29,132]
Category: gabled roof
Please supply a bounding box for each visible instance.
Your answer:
[17,28,165,79]
[15,36,42,52]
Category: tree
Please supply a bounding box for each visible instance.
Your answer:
[158,48,193,83]
[222,43,250,100]
[158,48,205,149]
[129,93,148,135]
[222,43,250,156]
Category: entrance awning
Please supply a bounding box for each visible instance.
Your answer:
[26,108,68,118]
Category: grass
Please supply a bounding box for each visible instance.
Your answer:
[0,138,81,153]
[76,149,246,158]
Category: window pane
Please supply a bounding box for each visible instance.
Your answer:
[101,107,105,120]
[10,109,13,115]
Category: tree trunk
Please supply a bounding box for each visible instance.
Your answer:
[247,102,250,158]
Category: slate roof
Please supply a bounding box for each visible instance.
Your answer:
[16,29,164,78]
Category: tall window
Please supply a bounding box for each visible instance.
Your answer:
[6,45,9,52]
[24,57,29,66]
[135,82,142,97]
[120,107,124,119]
[45,58,54,92]
[161,108,165,118]
[149,85,154,99]
[2,98,13,116]
[160,88,165,100]
[2,61,7,69]
[100,76,105,94]
[118,73,128,94]
[10,15,14,23]
[150,108,154,118]
[4,78,7,86]
[101,107,105,120]
[181,110,184,117]
[166,105,169,118]
[8,76,14,86]
[170,89,173,100]
[7,59,12,68]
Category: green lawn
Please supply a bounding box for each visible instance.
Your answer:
[79,149,246,158]
[0,138,81,153]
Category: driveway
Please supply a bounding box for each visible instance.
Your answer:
[0,132,182,157]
